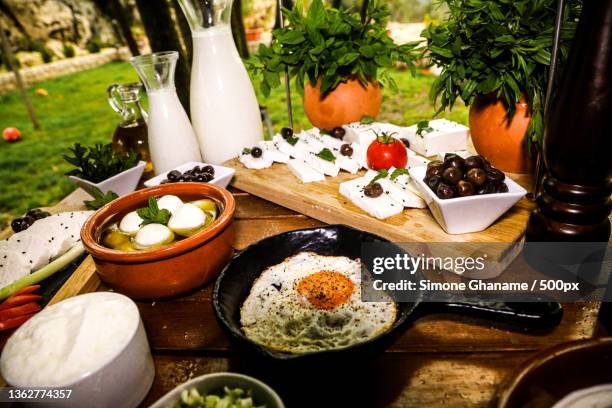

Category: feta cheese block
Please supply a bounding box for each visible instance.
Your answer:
[303,152,340,177]
[405,119,469,157]
[287,158,325,183]
[334,149,361,174]
[319,134,345,150]
[3,231,52,271]
[299,132,326,153]
[343,122,404,148]
[239,152,273,169]
[339,177,403,219]
[0,250,30,289]
[407,154,430,168]
[258,140,290,163]
[272,134,309,160]
[351,142,369,169]
[364,168,426,207]
[387,168,426,200]
[436,150,471,161]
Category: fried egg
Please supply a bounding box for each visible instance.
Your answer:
[240,252,397,354]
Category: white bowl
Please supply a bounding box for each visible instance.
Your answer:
[1,292,154,408]
[409,166,527,234]
[144,161,235,189]
[69,161,146,197]
[149,372,285,408]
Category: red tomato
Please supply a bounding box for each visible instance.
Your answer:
[2,127,21,143]
[366,133,407,170]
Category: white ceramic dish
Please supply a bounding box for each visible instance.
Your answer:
[1,292,154,408]
[144,161,235,189]
[149,372,285,408]
[409,166,527,234]
[69,161,146,197]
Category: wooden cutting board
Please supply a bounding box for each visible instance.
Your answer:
[225,158,534,245]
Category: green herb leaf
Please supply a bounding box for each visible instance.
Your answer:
[286,135,299,146]
[64,143,140,183]
[316,148,336,162]
[137,197,171,226]
[83,187,119,210]
[390,168,409,181]
[242,148,252,155]
[361,115,376,124]
[416,121,433,137]
[370,169,388,185]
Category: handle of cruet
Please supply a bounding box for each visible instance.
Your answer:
[107,84,123,114]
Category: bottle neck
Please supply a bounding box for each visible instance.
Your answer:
[119,99,147,127]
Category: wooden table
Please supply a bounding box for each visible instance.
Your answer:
[2,187,607,407]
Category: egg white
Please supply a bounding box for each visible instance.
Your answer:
[240,252,397,354]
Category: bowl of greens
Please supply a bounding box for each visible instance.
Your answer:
[149,372,284,408]
[64,142,145,197]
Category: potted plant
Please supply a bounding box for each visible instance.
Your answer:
[64,143,145,196]
[249,0,417,130]
[422,0,581,173]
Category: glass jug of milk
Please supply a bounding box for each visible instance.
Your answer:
[177,0,264,164]
[130,51,202,174]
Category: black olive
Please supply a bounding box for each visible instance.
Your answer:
[496,183,509,193]
[477,182,497,195]
[442,167,463,185]
[331,127,346,139]
[456,180,475,197]
[340,144,353,157]
[364,182,384,198]
[202,172,214,181]
[436,183,455,199]
[426,165,444,179]
[11,218,29,233]
[26,209,42,217]
[444,155,465,171]
[195,175,207,183]
[192,166,201,173]
[251,147,263,158]
[23,215,35,226]
[481,157,493,171]
[35,211,51,220]
[178,176,187,182]
[167,170,181,182]
[281,127,294,139]
[425,175,441,191]
[400,138,410,148]
[203,165,215,175]
[466,168,487,187]
[464,155,485,170]
[427,160,444,169]
[486,167,506,184]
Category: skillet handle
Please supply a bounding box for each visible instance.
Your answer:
[423,293,564,331]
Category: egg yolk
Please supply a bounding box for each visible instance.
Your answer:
[296,270,354,310]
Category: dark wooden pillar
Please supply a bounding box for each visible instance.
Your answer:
[525,0,612,242]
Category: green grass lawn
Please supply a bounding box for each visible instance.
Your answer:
[0,61,467,228]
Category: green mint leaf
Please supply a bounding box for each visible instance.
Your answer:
[83,187,118,210]
[286,135,299,146]
[416,121,433,137]
[370,169,389,184]
[390,168,409,181]
[137,197,171,226]
[361,115,376,124]
[242,148,252,155]
[316,148,336,162]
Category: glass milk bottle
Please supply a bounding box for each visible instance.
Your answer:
[177,0,263,164]
[130,51,202,174]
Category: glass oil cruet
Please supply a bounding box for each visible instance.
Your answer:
[130,51,202,174]
[107,82,154,180]
[177,0,264,164]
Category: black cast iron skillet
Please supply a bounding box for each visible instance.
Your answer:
[213,225,563,363]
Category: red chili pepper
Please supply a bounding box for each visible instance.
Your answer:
[11,285,40,296]
[0,302,40,321]
[0,313,35,331]
[0,294,43,311]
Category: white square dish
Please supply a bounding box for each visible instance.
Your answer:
[69,161,146,197]
[409,166,527,234]
[143,161,235,189]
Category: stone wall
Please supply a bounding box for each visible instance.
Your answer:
[0,47,130,94]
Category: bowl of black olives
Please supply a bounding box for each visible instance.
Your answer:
[408,154,527,234]
[144,161,236,189]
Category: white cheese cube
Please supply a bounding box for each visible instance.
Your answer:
[259,141,290,163]
[239,153,273,169]
[334,151,361,174]
[339,177,403,220]
[320,134,345,150]
[407,155,430,168]
[299,132,326,153]
[303,152,340,177]
[287,159,326,183]
[436,150,471,161]
[343,122,403,148]
[405,119,469,157]
[272,135,308,160]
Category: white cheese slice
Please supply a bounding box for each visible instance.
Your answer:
[343,122,403,148]
[4,231,52,271]
[334,150,361,174]
[339,177,403,219]
[436,150,471,161]
[320,134,345,150]
[287,158,325,183]
[258,141,290,164]
[303,152,340,177]
[239,152,273,169]
[0,250,30,288]
[299,132,326,154]
[407,155,430,168]
[364,168,426,208]
[405,119,469,157]
[272,135,310,160]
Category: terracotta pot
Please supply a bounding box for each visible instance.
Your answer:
[303,78,382,130]
[469,94,534,174]
[81,183,235,300]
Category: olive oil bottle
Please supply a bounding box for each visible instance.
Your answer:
[107,82,154,180]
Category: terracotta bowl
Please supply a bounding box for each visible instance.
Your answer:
[81,183,236,300]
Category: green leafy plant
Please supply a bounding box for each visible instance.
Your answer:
[64,143,139,183]
[62,43,75,58]
[87,36,104,54]
[137,197,171,226]
[248,0,418,97]
[83,187,119,210]
[422,0,582,148]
